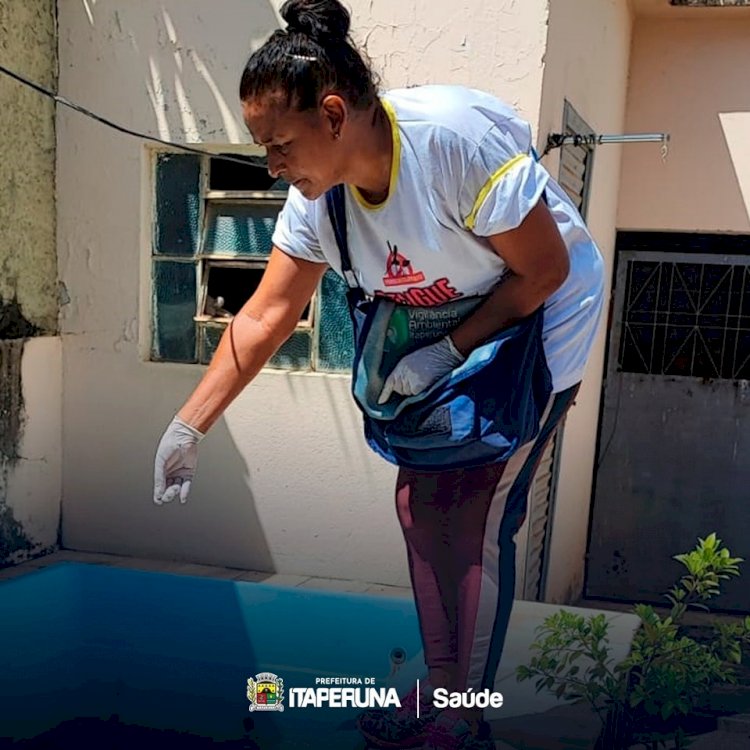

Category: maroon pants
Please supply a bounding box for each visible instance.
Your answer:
[394,385,579,691]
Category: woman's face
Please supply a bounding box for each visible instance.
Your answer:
[241,94,343,200]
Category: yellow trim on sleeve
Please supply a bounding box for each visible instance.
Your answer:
[349,98,401,211]
[464,153,530,231]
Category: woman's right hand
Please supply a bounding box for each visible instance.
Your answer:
[153,417,205,505]
[150,249,324,506]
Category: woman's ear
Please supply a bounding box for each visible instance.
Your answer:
[320,94,348,140]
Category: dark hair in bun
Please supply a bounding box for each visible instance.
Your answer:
[239,0,377,111]
[283,0,350,41]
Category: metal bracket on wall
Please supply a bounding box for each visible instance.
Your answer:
[543,132,670,161]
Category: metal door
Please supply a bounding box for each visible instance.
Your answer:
[587,238,750,611]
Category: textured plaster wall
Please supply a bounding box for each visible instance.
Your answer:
[618,16,750,232]
[58,0,550,582]
[0,0,61,565]
[349,0,549,130]
[536,0,632,603]
[0,0,58,334]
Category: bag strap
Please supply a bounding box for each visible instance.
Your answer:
[325,184,367,320]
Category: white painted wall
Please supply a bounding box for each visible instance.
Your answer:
[351,0,549,128]
[58,0,550,583]
[618,15,750,232]
[2,338,62,562]
[534,0,633,603]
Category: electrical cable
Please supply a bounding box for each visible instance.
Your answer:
[0,61,268,169]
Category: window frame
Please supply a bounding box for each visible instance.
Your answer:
[195,189,317,329]
[148,147,349,372]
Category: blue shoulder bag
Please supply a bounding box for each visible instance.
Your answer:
[325,184,552,471]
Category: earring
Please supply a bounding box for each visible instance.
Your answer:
[333,131,341,140]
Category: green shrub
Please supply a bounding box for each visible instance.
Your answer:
[517,534,750,749]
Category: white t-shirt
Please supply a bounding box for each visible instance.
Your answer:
[272,84,604,392]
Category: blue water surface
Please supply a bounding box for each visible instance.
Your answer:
[0,563,424,748]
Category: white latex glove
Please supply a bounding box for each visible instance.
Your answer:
[153,416,205,505]
[378,335,465,404]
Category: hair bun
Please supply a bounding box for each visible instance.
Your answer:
[281,0,351,42]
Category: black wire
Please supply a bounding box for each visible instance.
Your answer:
[0,62,268,169]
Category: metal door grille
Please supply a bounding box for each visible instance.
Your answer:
[620,260,750,379]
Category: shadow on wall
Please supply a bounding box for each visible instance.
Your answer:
[60,1,285,573]
[60,331,280,574]
[73,0,282,143]
[59,2,393,579]
[168,414,279,574]
[123,363,378,575]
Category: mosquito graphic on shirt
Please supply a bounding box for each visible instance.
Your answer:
[386,241,415,279]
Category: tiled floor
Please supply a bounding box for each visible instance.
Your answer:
[1,549,641,749]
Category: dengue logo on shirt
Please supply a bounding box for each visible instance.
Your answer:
[383,241,425,287]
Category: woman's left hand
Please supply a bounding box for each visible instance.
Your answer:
[378,335,465,404]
